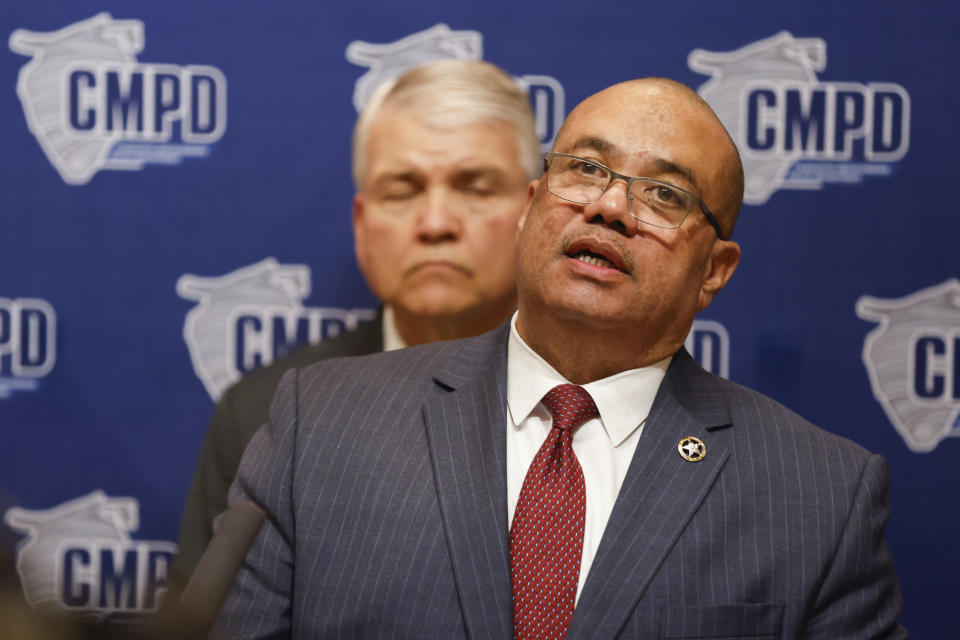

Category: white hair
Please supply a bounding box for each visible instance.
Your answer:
[351,59,541,188]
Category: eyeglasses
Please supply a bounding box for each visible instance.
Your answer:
[543,152,725,238]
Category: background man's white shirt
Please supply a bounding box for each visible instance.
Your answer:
[381,305,407,351]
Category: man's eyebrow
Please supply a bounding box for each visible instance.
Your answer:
[373,170,420,184]
[647,158,700,192]
[566,135,616,156]
[455,166,504,176]
[564,136,701,191]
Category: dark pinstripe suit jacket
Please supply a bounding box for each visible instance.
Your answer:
[214,324,906,639]
[176,313,383,576]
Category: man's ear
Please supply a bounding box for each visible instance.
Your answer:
[696,238,740,311]
[518,179,540,233]
[352,192,368,273]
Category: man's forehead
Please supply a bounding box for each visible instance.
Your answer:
[555,82,732,191]
[365,110,521,172]
[558,83,713,147]
[562,136,700,188]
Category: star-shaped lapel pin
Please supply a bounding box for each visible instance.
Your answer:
[678,436,706,462]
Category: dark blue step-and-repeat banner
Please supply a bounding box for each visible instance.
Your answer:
[1,1,955,636]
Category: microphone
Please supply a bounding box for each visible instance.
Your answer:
[172,501,266,639]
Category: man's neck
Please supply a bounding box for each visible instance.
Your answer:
[388,303,515,347]
[514,308,685,385]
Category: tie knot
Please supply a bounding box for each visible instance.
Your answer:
[541,384,598,432]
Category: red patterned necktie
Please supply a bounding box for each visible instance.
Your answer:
[510,384,599,640]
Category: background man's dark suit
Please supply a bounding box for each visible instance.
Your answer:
[175,313,383,573]
[214,324,904,639]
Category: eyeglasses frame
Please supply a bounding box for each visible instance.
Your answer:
[543,152,726,239]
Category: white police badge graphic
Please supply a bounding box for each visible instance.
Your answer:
[347,24,565,153]
[689,31,910,205]
[178,258,376,401]
[9,12,227,186]
[0,297,56,399]
[856,279,960,452]
[4,491,176,613]
[347,23,483,113]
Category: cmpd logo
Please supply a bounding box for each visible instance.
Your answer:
[0,297,56,399]
[177,258,375,401]
[4,491,175,614]
[686,320,730,379]
[346,23,565,153]
[689,31,910,205]
[9,12,226,186]
[856,280,960,452]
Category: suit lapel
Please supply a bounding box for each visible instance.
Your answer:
[568,350,734,639]
[421,326,514,640]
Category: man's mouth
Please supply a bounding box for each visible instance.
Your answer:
[406,260,471,276]
[564,238,627,273]
[571,250,618,270]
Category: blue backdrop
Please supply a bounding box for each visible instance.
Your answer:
[1,1,956,636]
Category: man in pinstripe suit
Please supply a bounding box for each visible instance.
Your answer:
[214,78,907,638]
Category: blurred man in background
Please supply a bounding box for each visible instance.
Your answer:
[174,59,541,576]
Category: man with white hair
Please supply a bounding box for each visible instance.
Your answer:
[175,59,540,575]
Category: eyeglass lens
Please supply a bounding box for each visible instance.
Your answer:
[547,155,692,228]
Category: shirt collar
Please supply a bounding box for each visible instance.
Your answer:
[507,312,670,447]
[381,305,407,352]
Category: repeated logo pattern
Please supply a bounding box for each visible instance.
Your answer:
[346,23,565,152]
[9,12,227,186]
[510,384,598,640]
[177,258,374,401]
[4,491,176,614]
[856,279,960,452]
[0,297,56,399]
[346,23,482,113]
[689,31,910,205]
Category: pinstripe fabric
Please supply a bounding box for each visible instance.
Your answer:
[176,312,383,577]
[212,325,906,639]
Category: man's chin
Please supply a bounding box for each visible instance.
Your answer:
[524,290,632,331]
[393,290,477,320]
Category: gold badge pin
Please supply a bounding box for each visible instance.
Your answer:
[678,436,706,462]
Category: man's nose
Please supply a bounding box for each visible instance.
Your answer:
[582,179,640,236]
[416,187,463,241]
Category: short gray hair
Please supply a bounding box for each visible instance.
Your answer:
[352,59,541,188]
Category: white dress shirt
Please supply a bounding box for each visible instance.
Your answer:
[506,313,669,602]
[381,305,407,352]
